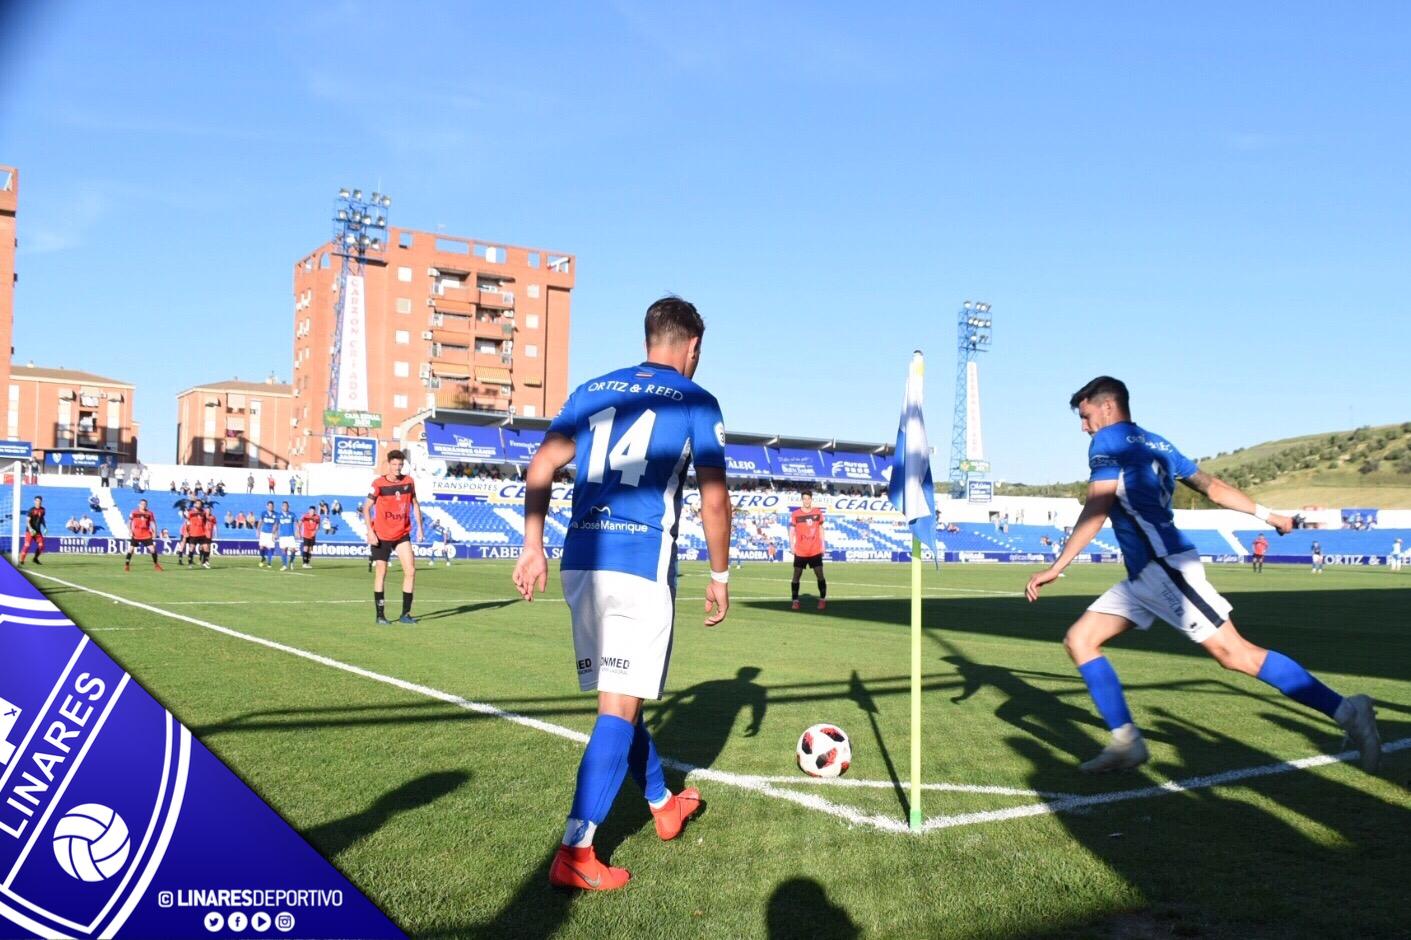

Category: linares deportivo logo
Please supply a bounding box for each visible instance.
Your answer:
[0,567,403,939]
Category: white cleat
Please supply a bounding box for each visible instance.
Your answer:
[1080,725,1149,774]
[1335,694,1382,773]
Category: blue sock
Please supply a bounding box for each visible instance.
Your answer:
[568,715,635,826]
[1078,656,1134,730]
[627,718,667,805]
[1257,651,1343,718]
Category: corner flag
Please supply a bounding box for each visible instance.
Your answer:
[887,351,936,832]
[888,351,939,564]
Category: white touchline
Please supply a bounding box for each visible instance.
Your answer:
[27,572,1408,836]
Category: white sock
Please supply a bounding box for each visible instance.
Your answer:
[562,818,595,848]
[1111,722,1141,744]
[648,792,671,811]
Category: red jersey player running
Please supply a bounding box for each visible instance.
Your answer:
[299,505,321,568]
[1251,533,1268,574]
[125,498,163,571]
[790,490,827,610]
[362,449,424,625]
[17,496,46,566]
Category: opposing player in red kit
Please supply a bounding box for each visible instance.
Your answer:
[362,449,424,624]
[125,498,163,571]
[18,496,46,566]
[789,490,828,610]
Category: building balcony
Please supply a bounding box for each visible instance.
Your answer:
[430,286,475,315]
[473,316,510,340]
[476,289,514,311]
[430,320,471,342]
[433,381,511,411]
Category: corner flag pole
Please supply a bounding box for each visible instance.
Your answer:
[910,532,922,831]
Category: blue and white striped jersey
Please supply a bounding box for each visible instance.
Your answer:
[548,362,726,582]
[1087,422,1197,579]
[277,511,296,538]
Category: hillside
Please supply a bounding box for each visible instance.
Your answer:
[1001,421,1411,508]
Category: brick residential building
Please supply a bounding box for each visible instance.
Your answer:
[1,166,17,416]
[290,226,573,460]
[175,378,294,468]
[9,365,138,464]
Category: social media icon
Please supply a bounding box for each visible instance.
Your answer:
[228,911,248,931]
[204,911,225,932]
[274,911,296,932]
[251,911,272,932]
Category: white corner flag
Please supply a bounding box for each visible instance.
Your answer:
[888,351,939,564]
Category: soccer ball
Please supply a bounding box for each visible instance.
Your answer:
[796,723,851,778]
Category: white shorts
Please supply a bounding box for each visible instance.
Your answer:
[259,532,276,549]
[278,535,297,551]
[1088,550,1232,644]
[561,569,676,700]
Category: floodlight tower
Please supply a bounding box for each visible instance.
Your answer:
[325,187,390,456]
[948,300,993,496]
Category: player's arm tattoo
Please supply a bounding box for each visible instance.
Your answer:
[1180,470,1215,495]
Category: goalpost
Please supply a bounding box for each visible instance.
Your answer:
[9,460,21,564]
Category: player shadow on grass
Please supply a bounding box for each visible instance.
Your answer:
[846,669,910,818]
[469,668,769,939]
[303,770,469,859]
[413,599,518,621]
[1009,707,1411,938]
[766,878,860,939]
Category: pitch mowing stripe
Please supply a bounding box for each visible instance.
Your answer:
[27,572,1408,836]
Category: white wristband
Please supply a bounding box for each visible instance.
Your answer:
[710,569,730,584]
[1253,504,1272,523]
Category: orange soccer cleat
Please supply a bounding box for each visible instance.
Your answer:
[650,787,703,841]
[791,599,801,611]
[548,845,631,892]
[817,599,827,611]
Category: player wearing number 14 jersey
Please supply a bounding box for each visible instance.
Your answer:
[513,297,733,891]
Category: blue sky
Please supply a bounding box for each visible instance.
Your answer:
[1,2,1408,481]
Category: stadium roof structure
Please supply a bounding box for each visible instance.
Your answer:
[178,378,294,396]
[12,365,133,388]
[430,408,894,456]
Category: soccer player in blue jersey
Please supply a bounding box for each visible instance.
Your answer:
[257,500,278,569]
[276,501,298,571]
[1026,377,1382,773]
[512,296,733,891]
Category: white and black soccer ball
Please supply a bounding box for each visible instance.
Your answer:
[796,723,851,778]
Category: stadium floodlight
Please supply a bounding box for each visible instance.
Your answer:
[371,192,381,202]
[344,233,356,245]
[352,189,362,200]
[370,239,382,250]
[336,209,348,221]
[381,195,392,206]
[963,300,973,309]
[338,187,350,199]
[375,215,386,227]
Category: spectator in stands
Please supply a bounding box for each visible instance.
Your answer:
[66,516,80,533]
[224,511,235,529]
[160,527,171,540]
[99,462,111,488]
[142,466,153,491]
[78,515,94,534]
[289,476,297,495]
[267,474,276,494]
[88,494,103,513]
[26,459,38,484]
[247,473,255,494]
[170,480,178,494]
[115,466,125,488]
[330,498,343,514]
[319,500,330,517]
[234,511,246,529]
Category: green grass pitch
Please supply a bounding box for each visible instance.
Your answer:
[18,555,1411,939]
